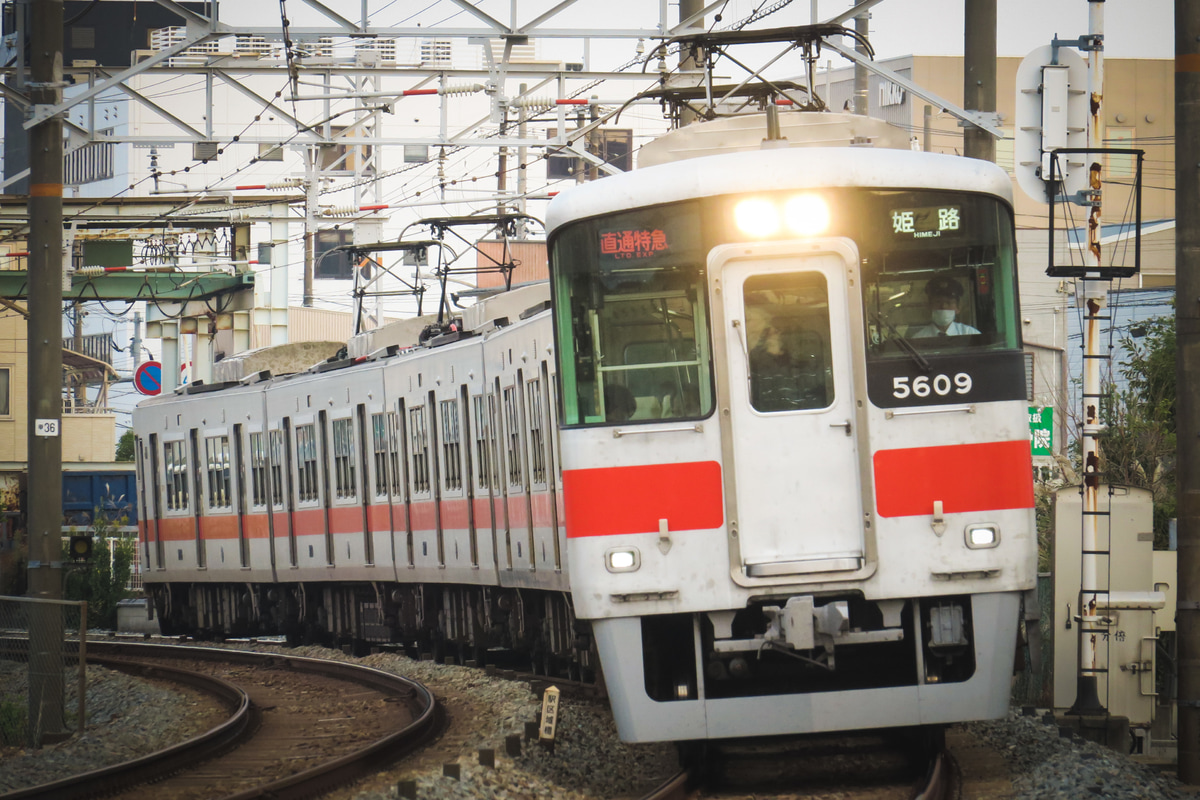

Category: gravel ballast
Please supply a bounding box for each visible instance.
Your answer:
[0,643,1191,799]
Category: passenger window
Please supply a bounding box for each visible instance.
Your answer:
[204,435,232,509]
[295,424,320,503]
[744,271,834,413]
[552,201,714,426]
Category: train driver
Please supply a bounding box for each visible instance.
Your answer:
[604,383,637,422]
[909,275,980,338]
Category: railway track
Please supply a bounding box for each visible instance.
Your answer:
[635,732,959,800]
[1,642,441,800]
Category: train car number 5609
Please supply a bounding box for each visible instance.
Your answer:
[892,373,972,399]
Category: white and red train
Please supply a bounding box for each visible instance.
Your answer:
[134,122,1037,743]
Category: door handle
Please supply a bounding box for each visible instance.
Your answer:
[829,420,852,436]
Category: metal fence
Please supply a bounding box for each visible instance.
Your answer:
[0,595,87,747]
[1011,574,1054,708]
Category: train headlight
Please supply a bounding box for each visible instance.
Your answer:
[965,524,999,549]
[784,194,830,236]
[605,547,641,572]
[734,199,780,237]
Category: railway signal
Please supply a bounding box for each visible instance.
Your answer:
[68,535,94,562]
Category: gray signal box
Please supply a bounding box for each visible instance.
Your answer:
[1052,485,1171,751]
[1014,45,1090,204]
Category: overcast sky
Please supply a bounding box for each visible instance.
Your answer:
[220,1,1176,63]
[234,1,1175,63]
[862,0,1173,60]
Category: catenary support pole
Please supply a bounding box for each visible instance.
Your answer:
[854,5,869,115]
[1175,0,1200,783]
[679,0,704,126]
[26,0,65,746]
[963,0,996,162]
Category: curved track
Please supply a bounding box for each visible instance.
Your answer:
[2,642,441,800]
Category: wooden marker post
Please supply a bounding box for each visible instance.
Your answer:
[538,685,561,752]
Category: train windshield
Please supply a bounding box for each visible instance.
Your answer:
[860,191,1020,358]
[551,201,715,426]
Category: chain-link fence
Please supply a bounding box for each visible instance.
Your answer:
[0,595,87,747]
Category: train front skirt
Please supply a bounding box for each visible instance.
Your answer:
[593,592,1019,741]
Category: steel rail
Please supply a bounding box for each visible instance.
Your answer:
[1,658,253,800]
[1,641,441,800]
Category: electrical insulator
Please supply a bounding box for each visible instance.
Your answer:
[319,205,357,217]
[441,83,484,96]
[509,96,556,109]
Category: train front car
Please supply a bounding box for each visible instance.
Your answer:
[548,145,1036,743]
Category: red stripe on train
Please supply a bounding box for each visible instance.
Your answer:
[562,461,724,538]
[873,440,1035,518]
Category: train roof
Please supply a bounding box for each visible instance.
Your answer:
[545,145,1014,235]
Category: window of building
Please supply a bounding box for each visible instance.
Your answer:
[314,229,354,279]
[0,367,11,416]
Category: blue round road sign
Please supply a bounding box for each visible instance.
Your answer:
[134,361,162,396]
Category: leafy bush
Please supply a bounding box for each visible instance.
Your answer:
[0,696,26,746]
[61,510,134,630]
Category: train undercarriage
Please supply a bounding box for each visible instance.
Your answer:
[146,581,596,678]
[642,593,978,703]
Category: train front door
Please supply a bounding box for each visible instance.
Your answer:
[713,242,865,578]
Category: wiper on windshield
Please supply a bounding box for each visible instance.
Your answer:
[872,314,931,373]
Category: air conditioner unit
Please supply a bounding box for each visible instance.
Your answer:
[193,141,219,161]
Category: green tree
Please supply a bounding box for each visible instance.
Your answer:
[61,511,134,629]
[115,429,135,461]
[1100,313,1176,547]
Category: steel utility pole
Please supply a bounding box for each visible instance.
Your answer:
[1067,0,1109,721]
[853,5,869,115]
[26,0,66,745]
[679,0,704,126]
[304,150,317,308]
[963,0,997,162]
[1175,0,1200,784]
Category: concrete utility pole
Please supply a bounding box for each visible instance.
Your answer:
[963,0,997,162]
[26,0,66,745]
[1175,0,1200,784]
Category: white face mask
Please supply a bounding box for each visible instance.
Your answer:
[931,309,956,329]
